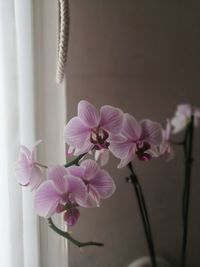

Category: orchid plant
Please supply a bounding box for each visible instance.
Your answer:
[15,101,200,267]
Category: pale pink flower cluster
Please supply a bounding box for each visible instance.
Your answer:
[64,100,164,168]
[16,101,198,226]
[15,142,115,226]
[34,160,115,226]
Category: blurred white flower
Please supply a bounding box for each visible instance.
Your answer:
[171,104,200,134]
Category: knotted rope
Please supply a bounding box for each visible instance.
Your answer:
[56,0,70,83]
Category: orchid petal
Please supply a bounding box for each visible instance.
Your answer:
[66,175,88,207]
[67,145,74,157]
[122,113,141,140]
[140,119,162,145]
[100,105,123,134]
[95,149,110,166]
[109,136,135,159]
[80,160,99,181]
[90,169,116,199]
[15,155,31,186]
[78,100,100,128]
[21,145,31,158]
[64,117,91,149]
[176,104,191,117]
[34,180,61,218]
[117,148,134,168]
[171,115,186,134]
[66,166,85,178]
[29,166,43,190]
[85,185,101,207]
[48,166,68,194]
[73,142,93,155]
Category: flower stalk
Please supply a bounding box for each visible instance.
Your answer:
[127,162,157,267]
[48,218,104,248]
[181,115,194,267]
[64,153,86,167]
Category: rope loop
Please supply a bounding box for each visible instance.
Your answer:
[56,0,70,83]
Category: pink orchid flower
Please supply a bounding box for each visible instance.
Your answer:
[34,165,88,226]
[66,159,116,207]
[64,100,123,157]
[109,113,163,168]
[15,140,43,190]
[171,104,200,134]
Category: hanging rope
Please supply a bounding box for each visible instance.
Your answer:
[56,0,70,83]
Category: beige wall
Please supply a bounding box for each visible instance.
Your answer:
[66,1,200,266]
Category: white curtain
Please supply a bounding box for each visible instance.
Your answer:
[0,0,39,266]
[0,0,67,266]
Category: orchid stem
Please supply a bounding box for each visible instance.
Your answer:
[127,162,157,267]
[47,218,104,248]
[64,153,86,168]
[181,116,194,267]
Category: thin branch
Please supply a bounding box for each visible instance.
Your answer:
[181,116,194,267]
[64,153,86,168]
[48,218,104,248]
[127,162,157,267]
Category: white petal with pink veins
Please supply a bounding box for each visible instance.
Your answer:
[29,166,43,190]
[85,185,101,207]
[109,136,136,159]
[34,180,61,218]
[90,169,116,199]
[80,159,99,181]
[66,175,88,207]
[117,148,134,168]
[66,165,85,178]
[140,119,162,145]
[48,166,68,194]
[64,116,91,149]
[95,149,110,166]
[100,105,123,134]
[78,100,100,128]
[122,113,141,140]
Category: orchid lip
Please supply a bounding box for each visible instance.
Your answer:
[136,142,151,160]
[90,127,110,149]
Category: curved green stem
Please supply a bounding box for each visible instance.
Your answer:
[48,218,104,248]
[64,153,86,168]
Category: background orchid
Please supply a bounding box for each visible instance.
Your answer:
[171,103,200,134]
[169,104,200,267]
